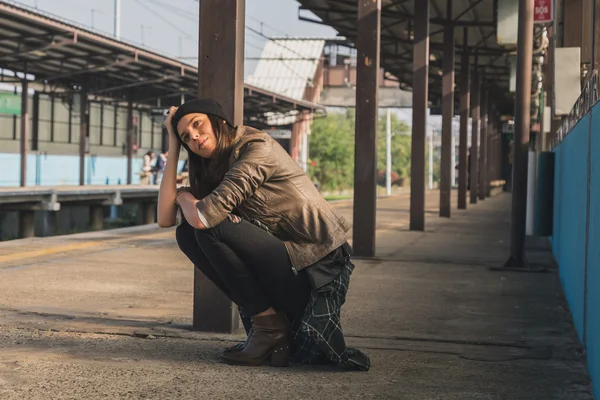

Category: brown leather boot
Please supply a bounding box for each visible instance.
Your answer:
[222,341,246,354]
[220,312,291,367]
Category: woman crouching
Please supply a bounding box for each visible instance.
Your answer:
[157,98,369,370]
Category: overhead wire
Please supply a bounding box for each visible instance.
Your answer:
[133,0,197,42]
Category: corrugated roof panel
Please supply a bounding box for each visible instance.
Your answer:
[246,38,325,101]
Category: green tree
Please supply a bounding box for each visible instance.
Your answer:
[308,110,412,191]
[308,110,356,191]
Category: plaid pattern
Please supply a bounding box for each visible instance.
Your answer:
[291,259,370,371]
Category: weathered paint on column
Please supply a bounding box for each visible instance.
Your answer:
[478,85,488,201]
[469,64,480,205]
[440,0,454,218]
[505,0,534,268]
[352,0,381,256]
[20,78,28,187]
[195,0,245,333]
[410,0,429,231]
[458,28,470,210]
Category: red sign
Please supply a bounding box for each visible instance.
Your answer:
[534,0,553,23]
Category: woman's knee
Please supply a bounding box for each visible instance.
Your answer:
[176,221,197,254]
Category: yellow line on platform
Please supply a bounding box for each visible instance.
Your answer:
[0,241,102,263]
[0,229,175,264]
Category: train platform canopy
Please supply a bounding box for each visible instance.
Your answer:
[297,0,517,104]
[0,1,325,128]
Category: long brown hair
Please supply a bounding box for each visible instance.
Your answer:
[176,115,238,198]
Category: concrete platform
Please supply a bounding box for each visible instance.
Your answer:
[0,191,593,399]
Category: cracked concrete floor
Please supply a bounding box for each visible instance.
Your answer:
[0,192,593,399]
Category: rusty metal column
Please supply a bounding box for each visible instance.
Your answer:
[478,85,488,201]
[20,78,28,187]
[486,102,495,197]
[196,0,245,332]
[352,0,381,255]
[126,96,133,185]
[79,90,89,186]
[469,63,480,204]
[410,0,429,231]
[458,28,470,210]
[440,0,454,218]
[505,0,534,268]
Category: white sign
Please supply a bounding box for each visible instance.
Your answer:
[268,129,292,139]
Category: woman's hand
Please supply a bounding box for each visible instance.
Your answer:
[228,214,242,224]
[164,106,181,143]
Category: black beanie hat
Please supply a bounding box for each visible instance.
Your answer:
[171,98,234,133]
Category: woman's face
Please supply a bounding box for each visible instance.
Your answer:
[176,112,217,158]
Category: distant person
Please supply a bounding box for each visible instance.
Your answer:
[140,150,155,185]
[156,98,368,370]
[154,150,168,185]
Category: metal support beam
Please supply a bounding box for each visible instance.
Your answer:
[126,96,133,185]
[478,85,488,201]
[32,91,39,151]
[486,102,495,197]
[458,28,470,210]
[505,0,534,269]
[410,0,429,231]
[352,0,381,255]
[440,0,454,218]
[469,63,480,204]
[195,0,245,333]
[79,90,89,186]
[20,78,28,188]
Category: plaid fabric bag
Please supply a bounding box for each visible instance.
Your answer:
[291,259,370,371]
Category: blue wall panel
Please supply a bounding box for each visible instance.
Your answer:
[552,115,589,341]
[586,105,600,400]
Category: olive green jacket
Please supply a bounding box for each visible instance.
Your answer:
[195,125,350,271]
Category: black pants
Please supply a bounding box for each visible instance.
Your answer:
[176,219,311,330]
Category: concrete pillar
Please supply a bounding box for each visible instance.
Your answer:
[20,78,29,187]
[19,210,35,238]
[141,203,156,225]
[458,28,470,210]
[478,86,488,201]
[196,0,245,333]
[352,0,381,255]
[440,0,454,218]
[470,63,480,205]
[410,0,429,231]
[90,206,104,231]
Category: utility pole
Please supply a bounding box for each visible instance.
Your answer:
[114,0,121,40]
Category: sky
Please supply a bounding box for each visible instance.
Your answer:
[11,0,338,77]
